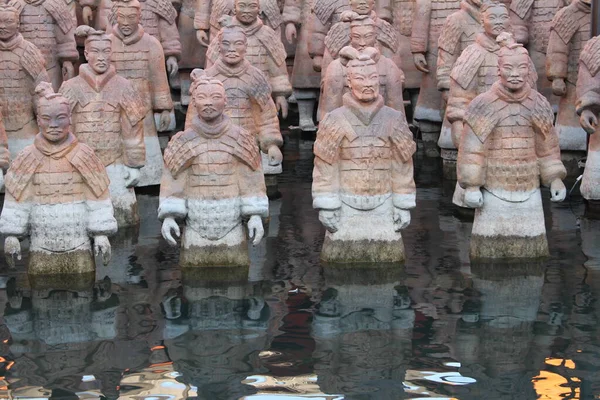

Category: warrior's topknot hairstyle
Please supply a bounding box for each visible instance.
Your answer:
[35,82,71,113]
[74,25,111,47]
[339,46,380,68]
[189,69,225,95]
[497,31,529,57]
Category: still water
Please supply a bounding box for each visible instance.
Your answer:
[0,131,598,399]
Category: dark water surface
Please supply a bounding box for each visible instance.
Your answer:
[0,131,598,399]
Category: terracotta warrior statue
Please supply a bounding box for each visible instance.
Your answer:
[546,0,591,152]
[0,83,117,275]
[320,44,405,119]
[206,2,291,118]
[185,22,283,174]
[0,4,50,160]
[159,75,268,268]
[575,34,600,204]
[8,0,77,90]
[411,0,460,156]
[109,0,173,187]
[318,12,402,120]
[457,42,567,259]
[106,0,181,80]
[436,0,483,165]
[312,50,416,263]
[60,26,147,227]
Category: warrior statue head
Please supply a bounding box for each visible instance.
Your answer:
[190,72,227,123]
[234,0,260,25]
[343,12,377,52]
[75,26,113,75]
[113,0,141,37]
[35,82,72,144]
[341,47,381,103]
[349,0,375,16]
[497,36,531,92]
[218,16,248,66]
[0,4,20,42]
[480,1,509,40]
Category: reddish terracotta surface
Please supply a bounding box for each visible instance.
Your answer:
[546,0,591,151]
[9,0,77,90]
[0,83,117,274]
[60,26,147,227]
[0,5,50,161]
[457,44,567,259]
[312,51,416,263]
[109,0,173,187]
[576,34,600,201]
[159,75,268,267]
[186,24,284,172]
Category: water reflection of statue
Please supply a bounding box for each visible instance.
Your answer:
[164,268,270,399]
[312,266,414,398]
[448,262,549,399]
[2,274,121,397]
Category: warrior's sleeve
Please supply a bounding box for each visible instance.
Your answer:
[0,112,9,170]
[576,41,600,115]
[446,78,477,123]
[237,156,269,218]
[391,117,417,210]
[308,6,331,58]
[385,59,406,115]
[319,60,345,119]
[0,190,31,238]
[251,72,284,151]
[158,15,182,60]
[532,94,567,186]
[148,37,174,111]
[120,84,147,168]
[81,175,117,237]
[411,0,431,53]
[312,113,342,210]
[436,16,461,90]
[158,163,188,221]
[53,17,79,62]
[193,0,211,30]
[282,0,301,24]
[546,8,572,81]
[437,46,458,91]
[510,8,531,45]
[267,56,293,98]
[22,43,51,92]
[457,122,487,190]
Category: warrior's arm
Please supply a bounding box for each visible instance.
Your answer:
[411,0,431,54]
[546,30,570,81]
[533,109,567,186]
[576,61,600,115]
[510,7,531,45]
[148,42,174,111]
[158,165,188,221]
[319,61,345,117]
[0,113,9,170]
[0,189,32,238]
[307,10,330,58]
[282,0,301,25]
[252,94,284,151]
[391,132,416,210]
[312,115,341,210]
[54,23,79,63]
[446,78,477,123]
[385,62,406,115]
[436,45,458,91]
[84,185,118,237]
[158,16,182,60]
[193,0,212,30]
[267,56,293,98]
[120,109,146,169]
[238,159,269,218]
[457,123,487,190]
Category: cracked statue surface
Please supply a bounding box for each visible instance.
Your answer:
[457,41,567,260]
[159,74,269,268]
[312,49,416,264]
[0,83,117,275]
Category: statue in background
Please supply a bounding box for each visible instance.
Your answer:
[185,22,283,174]
[0,83,117,275]
[159,75,268,268]
[109,0,173,187]
[0,4,50,160]
[9,0,77,90]
[575,34,600,204]
[206,1,291,119]
[546,0,591,153]
[60,26,147,227]
[457,42,567,259]
[319,14,404,120]
[312,50,416,263]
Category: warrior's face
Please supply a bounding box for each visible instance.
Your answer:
[0,11,19,41]
[85,39,112,74]
[482,5,509,39]
[38,101,71,144]
[220,29,247,66]
[347,63,379,103]
[116,7,140,36]
[498,52,529,91]
[235,0,260,25]
[194,84,227,122]
[350,0,375,15]
[350,25,376,51]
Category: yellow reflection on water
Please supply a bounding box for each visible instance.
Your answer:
[533,370,579,399]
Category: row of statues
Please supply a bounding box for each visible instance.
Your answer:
[0,0,596,274]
